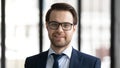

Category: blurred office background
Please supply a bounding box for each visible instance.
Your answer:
[0,0,120,68]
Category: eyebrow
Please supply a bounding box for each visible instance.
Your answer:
[49,21,72,24]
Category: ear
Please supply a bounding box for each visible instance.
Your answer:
[73,25,77,32]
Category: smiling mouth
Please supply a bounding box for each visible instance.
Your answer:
[53,35,65,41]
[54,34,65,38]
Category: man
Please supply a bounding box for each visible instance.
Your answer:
[25,3,101,68]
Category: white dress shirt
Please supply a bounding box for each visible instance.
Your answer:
[46,46,72,68]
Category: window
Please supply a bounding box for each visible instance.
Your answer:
[0,0,112,68]
[5,0,39,68]
[81,0,111,68]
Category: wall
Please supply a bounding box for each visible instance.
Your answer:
[114,0,120,68]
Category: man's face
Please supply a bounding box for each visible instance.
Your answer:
[46,10,76,48]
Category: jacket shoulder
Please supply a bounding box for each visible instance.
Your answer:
[73,49,100,60]
[71,49,101,68]
[26,51,48,60]
[25,51,48,68]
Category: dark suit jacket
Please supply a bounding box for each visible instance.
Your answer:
[25,48,101,68]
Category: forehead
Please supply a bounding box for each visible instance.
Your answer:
[49,10,73,23]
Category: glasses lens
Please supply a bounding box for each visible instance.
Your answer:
[48,21,73,31]
[49,22,59,30]
[62,23,72,30]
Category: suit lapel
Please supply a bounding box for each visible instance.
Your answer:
[69,49,82,68]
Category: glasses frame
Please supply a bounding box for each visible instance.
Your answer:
[48,21,74,31]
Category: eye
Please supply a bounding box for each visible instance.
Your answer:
[63,23,71,28]
[50,22,58,27]
[49,21,59,27]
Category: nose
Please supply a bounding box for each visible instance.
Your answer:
[57,25,64,32]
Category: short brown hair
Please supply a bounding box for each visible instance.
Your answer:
[46,3,78,25]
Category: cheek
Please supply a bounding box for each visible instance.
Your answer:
[48,30,52,35]
[47,29,53,37]
[66,32,74,39]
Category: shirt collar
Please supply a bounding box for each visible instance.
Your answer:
[48,46,72,59]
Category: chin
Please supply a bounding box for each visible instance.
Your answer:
[53,43,68,47]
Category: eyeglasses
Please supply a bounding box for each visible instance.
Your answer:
[48,21,73,31]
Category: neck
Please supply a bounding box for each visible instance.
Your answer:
[51,44,70,54]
